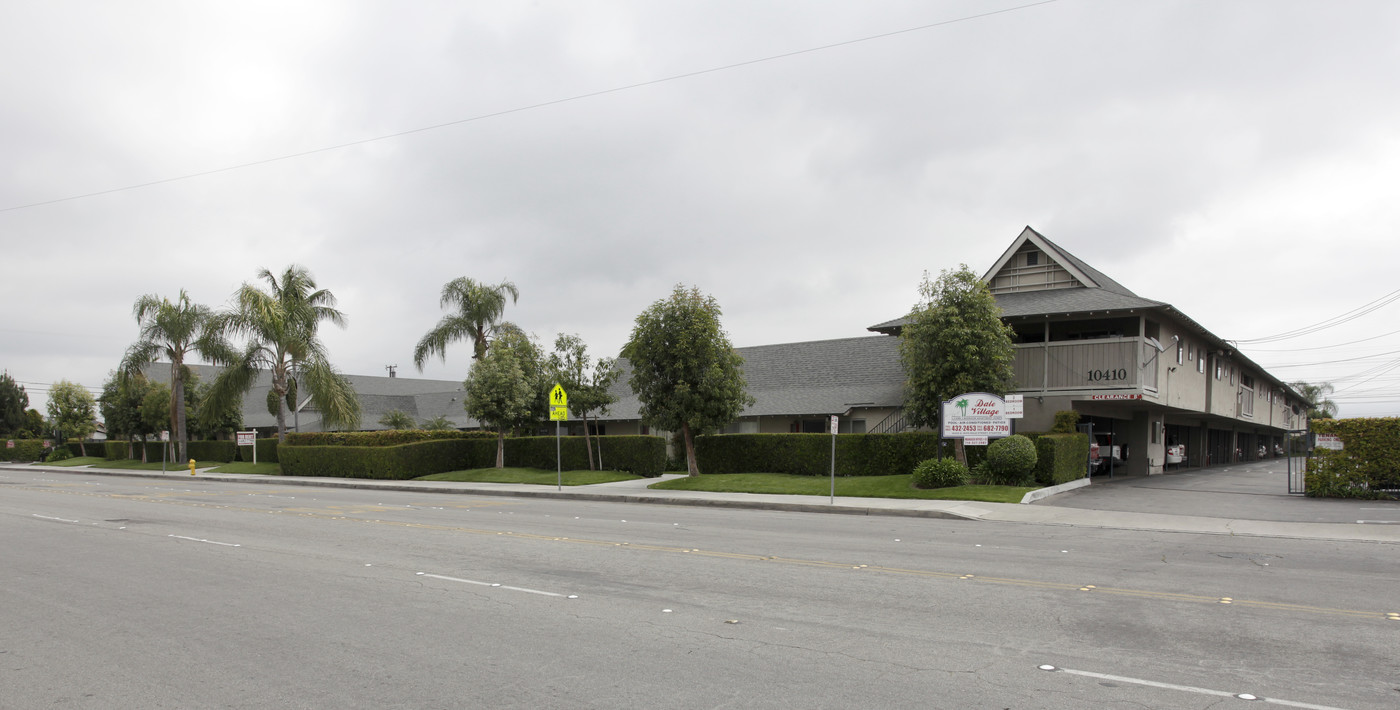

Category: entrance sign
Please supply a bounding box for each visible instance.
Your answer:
[940,393,1012,439]
[237,430,257,464]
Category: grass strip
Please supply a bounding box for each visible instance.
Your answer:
[649,473,1035,503]
[205,462,282,475]
[417,467,641,486]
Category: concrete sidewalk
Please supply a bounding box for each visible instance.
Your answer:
[5,462,1399,544]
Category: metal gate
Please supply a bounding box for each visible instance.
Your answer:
[1285,429,1309,494]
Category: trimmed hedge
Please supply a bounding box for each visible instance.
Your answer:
[280,435,666,479]
[695,433,965,477]
[284,430,493,447]
[1034,433,1090,486]
[239,438,280,464]
[186,440,237,463]
[2,439,52,462]
[1307,418,1400,498]
[985,435,1037,485]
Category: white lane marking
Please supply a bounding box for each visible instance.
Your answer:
[1356,520,1400,524]
[1040,666,1352,710]
[33,514,79,523]
[168,535,241,547]
[417,573,566,598]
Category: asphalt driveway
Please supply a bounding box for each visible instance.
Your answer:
[1038,458,1400,525]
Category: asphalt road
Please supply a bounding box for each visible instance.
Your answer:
[3,469,1397,709]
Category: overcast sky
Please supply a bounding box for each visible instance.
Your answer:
[4,0,1398,420]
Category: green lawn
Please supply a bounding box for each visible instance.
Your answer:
[649,473,1035,503]
[416,467,641,486]
[205,462,282,475]
[44,456,107,467]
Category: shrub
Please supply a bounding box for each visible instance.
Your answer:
[1308,418,1400,497]
[1034,433,1090,486]
[186,440,237,463]
[3,439,49,462]
[912,457,968,489]
[985,435,1037,485]
[45,447,75,462]
[284,430,493,447]
[102,441,130,460]
[1051,410,1081,434]
[695,433,953,477]
[279,435,667,479]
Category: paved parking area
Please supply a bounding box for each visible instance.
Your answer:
[1039,458,1400,524]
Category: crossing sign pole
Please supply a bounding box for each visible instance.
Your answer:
[550,384,568,490]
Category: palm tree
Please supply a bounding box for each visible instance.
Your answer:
[208,265,361,440]
[413,278,519,370]
[118,290,232,463]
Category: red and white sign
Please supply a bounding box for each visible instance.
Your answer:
[236,431,256,446]
[1089,394,1143,401]
[964,436,989,446]
[1315,434,1344,451]
[5,440,13,449]
[941,393,1012,439]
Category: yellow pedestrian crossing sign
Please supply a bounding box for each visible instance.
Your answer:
[549,384,568,421]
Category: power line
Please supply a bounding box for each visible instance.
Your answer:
[1233,287,1400,344]
[1240,327,1400,352]
[0,1,1059,213]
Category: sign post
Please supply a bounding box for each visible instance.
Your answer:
[549,384,569,490]
[237,431,257,465]
[830,415,839,503]
[161,430,170,472]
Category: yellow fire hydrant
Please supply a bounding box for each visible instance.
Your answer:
[189,459,197,476]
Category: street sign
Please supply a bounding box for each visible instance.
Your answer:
[160,430,170,442]
[549,383,568,408]
[1315,434,1343,450]
[830,415,838,433]
[550,405,569,421]
[940,393,1012,439]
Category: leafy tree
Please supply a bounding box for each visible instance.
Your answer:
[0,371,29,437]
[463,329,544,467]
[898,266,1016,463]
[20,409,45,438]
[378,409,417,430]
[99,371,154,459]
[623,285,753,476]
[414,278,520,369]
[119,290,232,463]
[47,380,97,455]
[209,265,362,440]
[1289,381,1338,420]
[420,414,456,431]
[191,377,242,440]
[550,334,620,470]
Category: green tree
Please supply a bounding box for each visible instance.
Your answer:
[414,278,520,369]
[47,380,97,455]
[0,371,29,437]
[99,371,154,459]
[550,334,620,470]
[899,266,1016,462]
[20,409,45,438]
[623,285,753,476]
[378,409,417,430]
[1289,381,1338,420]
[464,329,544,467]
[209,265,362,440]
[191,377,242,440]
[118,290,232,463]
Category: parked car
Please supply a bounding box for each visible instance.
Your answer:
[1165,443,1186,465]
[1089,435,1127,474]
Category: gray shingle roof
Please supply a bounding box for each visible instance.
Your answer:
[603,335,905,420]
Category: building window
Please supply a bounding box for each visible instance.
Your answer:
[1230,367,1236,385]
[1188,343,1195,361]
[1198,353,1206,374]
[1214,360,1222,380]
[1026,252,1039,266]
[1176,342,1184,365]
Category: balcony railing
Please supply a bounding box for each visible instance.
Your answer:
[1013,337,1160,393]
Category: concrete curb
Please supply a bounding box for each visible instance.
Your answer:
[1019,476,1091,504]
